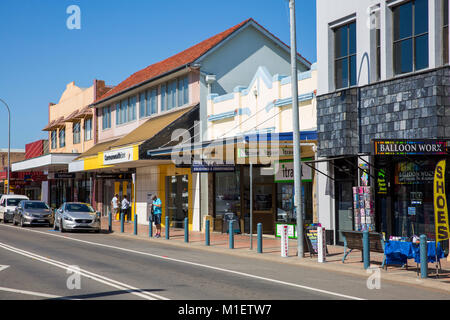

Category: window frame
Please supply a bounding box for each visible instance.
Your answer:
[51,130,57,149]
[84,117,92,141]
[73,121,81,144]
[59,127,66,148]
[102,106,111,130]
[334,21,357,90]
[392,0,429,75]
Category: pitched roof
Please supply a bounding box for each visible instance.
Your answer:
[93,18,311,106]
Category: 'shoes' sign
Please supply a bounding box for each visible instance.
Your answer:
[374,140,449,155]
[434,160,449,241]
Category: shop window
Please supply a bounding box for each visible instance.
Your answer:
[393,0,429,75]
[215,171,241,221]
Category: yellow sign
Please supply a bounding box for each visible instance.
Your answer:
[434,160,449,241]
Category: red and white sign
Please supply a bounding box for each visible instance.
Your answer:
[281,225,289,258]
[317,227,326,263]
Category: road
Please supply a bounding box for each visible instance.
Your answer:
[0,223,448,301]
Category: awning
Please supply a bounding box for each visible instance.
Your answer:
[145,130,317,158]
[112,104,198,150]
[12,153,80,172]
[68,104,199,172]
[42,116,65,131]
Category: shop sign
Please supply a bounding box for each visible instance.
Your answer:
[274,160,312,183]
[191,160,235,173]
[103,147,134,165]
[53,173,75,179]
[374,140,449,155]
[377,169,387,195]
[434,160,449,241]
[96,173,132,180]
[237,148,293,158]
[275,223,297,239]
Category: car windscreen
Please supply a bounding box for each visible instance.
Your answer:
[66,203,95,213]
[6,199,26,207]
[24,202,49,210]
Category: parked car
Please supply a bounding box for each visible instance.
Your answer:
[0,194,29,223]
[53,202,101,233]
[13,200,53,227]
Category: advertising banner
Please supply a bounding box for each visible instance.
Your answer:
[434,160,449,241]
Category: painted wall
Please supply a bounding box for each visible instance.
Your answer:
[97,71,200,144]
[48,81,96,154]
[207,65,317,141]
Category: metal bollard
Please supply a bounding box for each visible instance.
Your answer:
[363,230,370,269]
[184,217,189,243]
[108,211,112,233]
[257,223,262,253]
[149,217,153,238]
[420,234,428,278]
[165,216,170,240]
[229,220,234,249]
[134,214,137,235]
[205,220,210,246]
[120,213,124,233]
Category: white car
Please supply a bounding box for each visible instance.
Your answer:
[0,194,30,223]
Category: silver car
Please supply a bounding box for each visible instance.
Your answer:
[13,200,53,227]
[54,202,101,233]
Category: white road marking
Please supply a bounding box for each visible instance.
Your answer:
[0,265,9,272]
[0,224,365,300]
[0,286,62,299]
[0,241,169,301]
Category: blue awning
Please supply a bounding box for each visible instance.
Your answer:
[146,130,317,158]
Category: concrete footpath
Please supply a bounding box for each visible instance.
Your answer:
[101,217,450,294]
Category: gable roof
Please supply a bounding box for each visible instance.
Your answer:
[93,18,311,107]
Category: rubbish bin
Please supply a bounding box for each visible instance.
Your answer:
[223,213,240,234]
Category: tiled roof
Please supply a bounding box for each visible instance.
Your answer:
[94,18,310,106]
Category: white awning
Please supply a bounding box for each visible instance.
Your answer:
[12,153,80,172]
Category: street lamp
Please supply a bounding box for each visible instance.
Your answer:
[0,98,10,195]
[289,0,304,258]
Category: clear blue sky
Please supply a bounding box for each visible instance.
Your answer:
[0,0,317,149]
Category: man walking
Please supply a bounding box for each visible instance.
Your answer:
[152,194,162,238]
[111,194,119,221]
[121,195,131,222]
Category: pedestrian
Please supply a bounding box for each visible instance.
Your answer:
[152,194,162,238]
[121,195,131,222]
[111,194,119,221]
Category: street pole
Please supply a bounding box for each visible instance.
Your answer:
[0,99,11,195]
[289,0,304,258]
[250,162,253,250]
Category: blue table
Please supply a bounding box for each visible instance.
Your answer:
[385,241,445,273]
[384,241,415,266]
[411,241,444,264]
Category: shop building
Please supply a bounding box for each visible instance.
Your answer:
[0,148,26,194]
[73,18,311,231]
[146,65,318,235]
[12,80,113,209]
[316,0,450,248]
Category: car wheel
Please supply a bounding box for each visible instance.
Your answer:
[60,219,65,233]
